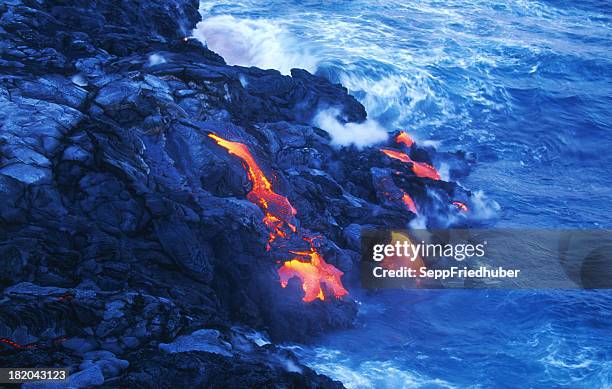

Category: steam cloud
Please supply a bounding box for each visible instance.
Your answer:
[313,108,389,148]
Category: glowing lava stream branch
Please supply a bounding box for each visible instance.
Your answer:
[395,131,414,147]
[208,133,297,249]
[452,201,469,212]
[392,131,469,215]
[208,133,348,302]
[392,131,420,214]
[380,148,441,180]
[278,237,348,302]
[401,192,418,214]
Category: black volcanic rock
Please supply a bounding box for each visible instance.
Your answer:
[0,0,481,387]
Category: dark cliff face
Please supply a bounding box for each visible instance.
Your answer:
[0,0,475,387]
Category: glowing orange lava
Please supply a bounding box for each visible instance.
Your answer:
[209,133,297,249]
[0,338,31,350]
[452,201,469,212]
[278,238,348,302]
[380,148,410,163]
[380,231,425,272]
[0,336,67,352]
[401,192,418,214]
[209,133,348,302]
[380,148,441,180]
[396,131,414,147]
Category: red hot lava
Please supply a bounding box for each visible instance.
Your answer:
[209,133,297,249]
[401,192,418,214]
[380,148,410,163]
[452,201,469,212]
[0,338,36,350]
[0,336,67,354]
[279,237,348,302]
[208,133,348,302]
[375,173,419,215]
[380,148,441,180]
[395,131,414,148]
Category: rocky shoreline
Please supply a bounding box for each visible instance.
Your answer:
[0,0,477,387]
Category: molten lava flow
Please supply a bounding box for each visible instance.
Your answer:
[380,231,425,272]
[0,338,30,350]
[0,338,32,355]
[401,192,418,214]
[380,148,410,163]
[380,148,441,180]
[396,131,414,148]
[0,336,67,354]
[209,133,297,249]
[209,133,348,302]
[452,201,469,212]
[411,161,441,181]
[278,238,348,302]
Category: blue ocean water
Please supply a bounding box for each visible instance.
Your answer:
[195,1,612,387]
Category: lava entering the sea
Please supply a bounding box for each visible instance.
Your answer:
[401,192,418,214]
[380,148,441,180]
[278,237,349,302]
[380,231,425,272]
[396,131,414,148]
[208,133,348,302]
[452,201,469,212]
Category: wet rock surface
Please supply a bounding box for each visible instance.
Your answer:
[0,0,481,387]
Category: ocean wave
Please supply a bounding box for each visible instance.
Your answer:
[300,349,456,389]
[193,15,319,75]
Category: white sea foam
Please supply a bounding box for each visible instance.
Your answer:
[409,214,428,229]
[193,15,319,75]
[304,348,455,389]
[469,190,501,220]
[438,162,451,182]
[410,187,500,229]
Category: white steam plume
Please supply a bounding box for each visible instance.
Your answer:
[313,108,388,148]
